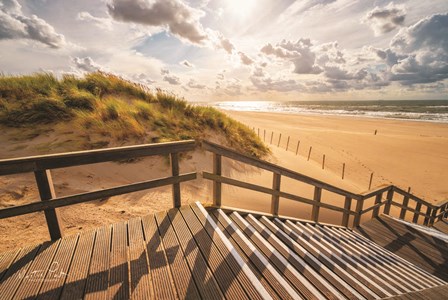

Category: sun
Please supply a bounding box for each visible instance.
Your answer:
[225,0,256,18]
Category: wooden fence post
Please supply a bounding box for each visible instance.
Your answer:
[368,173,374,190]
[311,187,322,223]
[413,202,422,223]
[307,147,312,161]
[383,188,394,215]
[34,170,62,240]
[295,141,300,155]
[270,132,274,144]
[353,198,364,227]
[429,207,438,226]
[271,173,281,215]
[322,155,325,170]
[399,187,411,220]
[423,206,432,226]
[277,134,282,147]
[372,193,383,218]
[263,129,266,142]
[342,163,345,180]
[286,136,290,151]
[170,153,181,207]
[342,196,352,227]
[257,128,260,137]
[213,153,222,207]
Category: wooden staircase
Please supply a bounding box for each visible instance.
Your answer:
[0,202,446,299]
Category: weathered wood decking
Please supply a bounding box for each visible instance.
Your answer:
[0,203,446,299]
[356,214,448,282]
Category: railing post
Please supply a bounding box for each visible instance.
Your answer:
[423,205,432,226]
[383,188,393,215]
[341,196,352,227]
[429,207,438,226]
[372,193,383,218]
[271,173,281,215]
[413,202,422,223]
[439,203,448,221]
[34,170,62,240]
[399,192,410,220]
[170,153,181,208]
[311,187,322,223]
[213,153,222,207]
[353,198,364,227]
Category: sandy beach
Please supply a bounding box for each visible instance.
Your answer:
[1,112,448,252]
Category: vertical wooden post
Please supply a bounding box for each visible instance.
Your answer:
[277,134,282,147]
[353,198,364,227]
[439,203,448,221]
[213,153,222,207]
[295,141,300,155]
[423,205,432,226]
[399,187,411,220]
[383,188,394,215]
[307,147,312,161]
[342,196,352,227]
[429,207,438,226]
[263,129,266,142]
[34,170,62,240]
[286,136,290,151]
[322,155,325,170]
[413,202,422,223]
[170,153,181,208]
[257,128,260,137]
[311,187,322,223]
[342,163,345,180]
[271,173,281,215]
[368,173,374,190]
[372,193,383,218]
[270,132,274,144]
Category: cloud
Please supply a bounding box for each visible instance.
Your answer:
[290,0,337,15]
[363,3,406,36]
[107,0,207,44]
[381,13,448,85]
[219,36,234,54]
[72,56,102,72]
[261,39,322,74]
[181,59,194,67]
[0,0,66,48]
[163,74,181,85]
[161,68,170,75]
[187,79,206,89]
[239,52,254,65]
[77,12,112,30]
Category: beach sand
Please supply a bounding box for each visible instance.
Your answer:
[1,112,448,252]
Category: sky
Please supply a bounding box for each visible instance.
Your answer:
[0,0,447,102]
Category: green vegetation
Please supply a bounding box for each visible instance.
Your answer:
[0,72,269,158]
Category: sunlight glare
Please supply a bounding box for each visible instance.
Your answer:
[225,0,256,18]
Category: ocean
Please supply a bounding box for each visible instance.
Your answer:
[211,100,448,123]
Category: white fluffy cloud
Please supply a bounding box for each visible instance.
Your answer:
[0,0,66,48]
[77,12,112,30]
[72,56,102,72]
[160,68,181,85]
[363,3,406,36]
[187,79,206,89]
[107,0,207,44]
[181,60,194,67]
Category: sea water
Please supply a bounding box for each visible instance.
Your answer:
[211,100,448,123]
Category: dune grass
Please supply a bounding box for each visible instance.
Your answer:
[0,72,269,158]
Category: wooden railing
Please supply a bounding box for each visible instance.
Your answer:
[0,139,446,241]
[201,141,448,228]
[0,140,197,240]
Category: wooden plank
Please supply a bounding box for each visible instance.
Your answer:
[202,141,361,199]
[0,244,41,300]
[142,214,177,300]
[127,217,152,300]
[155,211,201,299]
[84,225,112,300]
[353,199,364,227]
[360,199,387,215]
[341,196,351,227]
[0,173,197,219]
[34,169,62,240]
[372,193,383,218]
[413,202,422,223]
[248,215,345,299]
[37,234,79,300]
[230,212,325,300]
[179,206,250,300]
[271,173,281,215]
[60,230,96,299]
[0,140,196,176]
[399,194,410,220]
[191,203,270,300]
[0,249,20,281]
[167,208,224,299]
[211,209,300,300]
[170,153,181,207]
[108,222,129,299]
[383,188,394,215]
[423,206,432,226]
[13,240,61,299]
[213,153,222,206]
[311,187,322,222]
[268,218,365,300]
